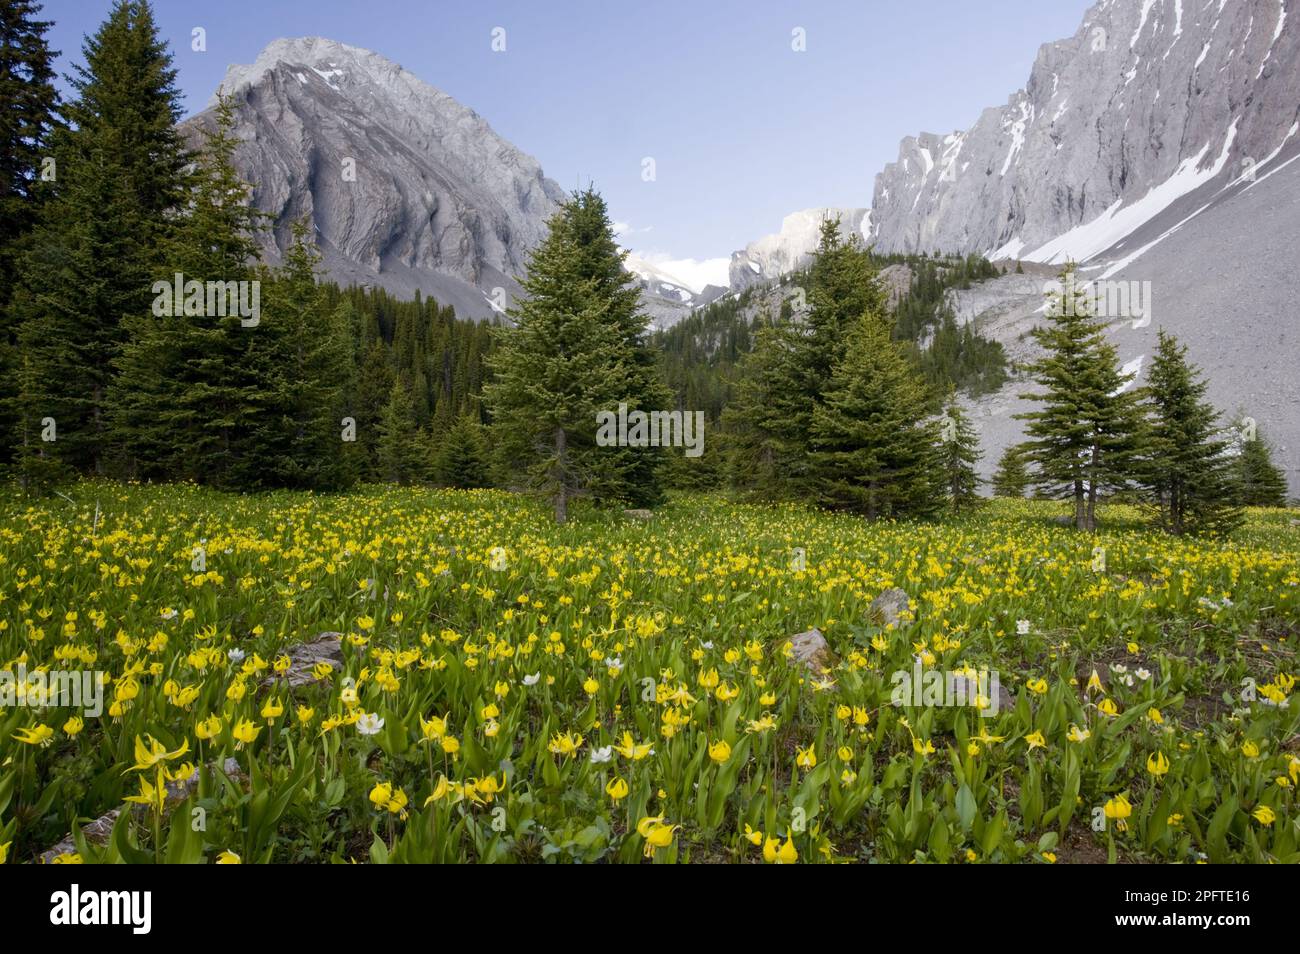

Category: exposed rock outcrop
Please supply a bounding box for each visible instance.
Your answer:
[183,37,567,319]
[870,0,1299,261]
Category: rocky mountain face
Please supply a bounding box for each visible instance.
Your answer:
[184,37,724,326]
[729,208,870,290]
[182,37,567,318]
[870,0,1299,262]
[956,150,1300,495]
[863,0,1300,494]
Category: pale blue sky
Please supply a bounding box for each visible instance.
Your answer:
[42,0,1092,285]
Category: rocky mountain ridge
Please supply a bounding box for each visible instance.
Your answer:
[184,37,568,318]
[869,0,1299,261]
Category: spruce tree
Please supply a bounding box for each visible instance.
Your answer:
[991,442,1032,498]
[804,217,885,383]
[376,378,426,485]
[789,219,885,491]
[1140,330,1242,535]
[483,189,644,523]
[561,187,670,507]
[1016,265,1143,530]
[721,320,802,499]
[14,0,188,477]
[0,0,59,294]
[809,313,940,519]
[664,418,724,490]
[0,0,61,466]
[109,94,264,486]
[1233,422,1289,507]
[354,340,396,479]
[260,222,359,490]
[938,396,981,509]
[726,216,886,498]
[436,411,489,489]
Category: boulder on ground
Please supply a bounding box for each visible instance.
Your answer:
[786,628,835,672]
[950,672,1016,714]
[267,632,344,688]
[869,588,912,628]
[39,758,246,863]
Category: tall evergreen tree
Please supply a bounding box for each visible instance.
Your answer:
[1139,330,1242,535]
[663,419,724,490]
[353,339,396,480]
[558,187,670,507]
[991,442,1032,498]
[938,396,981,509]
[727,216,889,498]
[376,378,425,485]
[108,94,264,486]
[721,319,802,499]
[0,0,61,465]
[809,313,940,519]
[1233,421,1289,507]
[0,0,59,292]
[259,222,359,490]
[484,189,649,523]
[1016,265,1143,531]
[803,217,885,384]
[435,411,489,489]
[14,0,188,478]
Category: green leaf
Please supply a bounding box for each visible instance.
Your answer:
[956,784,977,833]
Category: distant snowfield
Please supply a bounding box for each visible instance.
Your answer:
[624,252,728,294]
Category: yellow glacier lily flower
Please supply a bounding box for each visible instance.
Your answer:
[13,724,55,747]
[127,734,189,772]
[762,833,798,864]
[605,777,629,802]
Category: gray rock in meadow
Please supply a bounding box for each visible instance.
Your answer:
[271,631,344,687]
[38,758,247,864]
[869,588,913,628]
[787,628,834,671]
[950,671,1016,714]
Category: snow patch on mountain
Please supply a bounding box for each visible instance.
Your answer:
[1025,119,1239,264]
